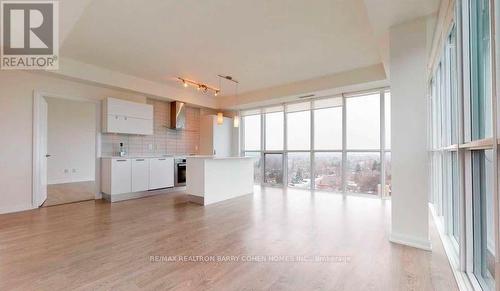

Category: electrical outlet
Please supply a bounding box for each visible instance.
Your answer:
[64,169,69,173]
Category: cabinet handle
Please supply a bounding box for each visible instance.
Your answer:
[158,158,166,160]
[116,159,127,162]
[136,159,145,161]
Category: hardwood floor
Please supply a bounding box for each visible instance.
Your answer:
[45,181,96,207]
[0,187,457,290]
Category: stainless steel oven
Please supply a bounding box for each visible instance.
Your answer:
[174,158,186,187]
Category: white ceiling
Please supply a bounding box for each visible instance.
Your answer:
[59,0,440,98]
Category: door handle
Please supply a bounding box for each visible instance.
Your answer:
[45,154,51,158]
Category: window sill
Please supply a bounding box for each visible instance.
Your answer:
[459,138,494,150]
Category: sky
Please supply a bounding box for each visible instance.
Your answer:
[243,93,391,151]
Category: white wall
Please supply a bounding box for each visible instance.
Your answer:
[199,115,233,157]
[0,70,147,214]
[389,17,431,250]
[46,97,96,184]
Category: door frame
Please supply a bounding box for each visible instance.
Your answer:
[32,90,102,208]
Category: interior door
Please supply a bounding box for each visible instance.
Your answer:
[38,97,48,206]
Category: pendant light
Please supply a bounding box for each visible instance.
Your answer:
[215,74,240,127]
[217,112,224,125]
[233,115,240,128]
[216,76,224,125]
[233,83,240,128]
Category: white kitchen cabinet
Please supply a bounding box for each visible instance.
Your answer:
[102,97,153,135]
[131,158,150,192]
[199,115,233,157]
[101,158,131,195]
[149,157,174,189]
[107,97,152,119]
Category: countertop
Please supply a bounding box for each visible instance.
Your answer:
[186,155,255,160]
[101,155,183,159]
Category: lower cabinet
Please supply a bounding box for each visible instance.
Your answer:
[101,157,174,196]
[149,157,174,189]
[131,158,150,192]
[101,158,132,195]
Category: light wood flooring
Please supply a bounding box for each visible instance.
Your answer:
[44,181,96,207]
[0,186,458,290]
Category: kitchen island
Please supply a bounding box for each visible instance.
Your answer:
[186,156,254,205]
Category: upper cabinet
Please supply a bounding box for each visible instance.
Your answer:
[102,98,153,135]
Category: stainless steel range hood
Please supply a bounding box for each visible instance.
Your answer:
[170,101,186,130]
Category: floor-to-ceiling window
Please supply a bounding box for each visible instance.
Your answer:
[241,89,390,197]
[472,150,495,289]
[384,91,392,196]
[313,97,343,192]
[264,106,284,186]
[286,102,311,189]
[242,110,262,184]
[429,0,499,289]
[345,93,381,195]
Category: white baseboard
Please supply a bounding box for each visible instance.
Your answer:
[102,186,185,203]
[48,178,95,185]
[0,204,35,215]
[389,232,432,251]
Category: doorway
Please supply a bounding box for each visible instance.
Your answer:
[33,93,100,207]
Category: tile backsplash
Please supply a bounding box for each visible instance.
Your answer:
[101,99,201,156]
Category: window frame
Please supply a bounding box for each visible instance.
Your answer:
[427,0,500,289]
[240,89,391,198]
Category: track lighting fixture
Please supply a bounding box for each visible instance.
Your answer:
[178,77,220,96]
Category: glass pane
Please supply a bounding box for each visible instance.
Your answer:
[243,115,261,151]
[242,108,260,116]
[436,64,443,148]
[472,150,495,290]
[265,112,284,150]
[313,97,342,109]
[449,27,459,145]
[314,152,342,192]
[451,151,459,242]
[470,0,493,140]
[314,106,342,150]
[264,153,283,186]
[287,152,311,189]
[384,152,391,197]
[385,92,391,150]
[438,153,445,215]
[244,152,261,184]
[287,111,310,150]
[346,152,381,195]
[346,93,380,149]
[286,102,311,112]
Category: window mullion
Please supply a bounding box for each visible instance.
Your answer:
[310,102,315,191]
[380,90,386,198]
[342,94,347,195]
